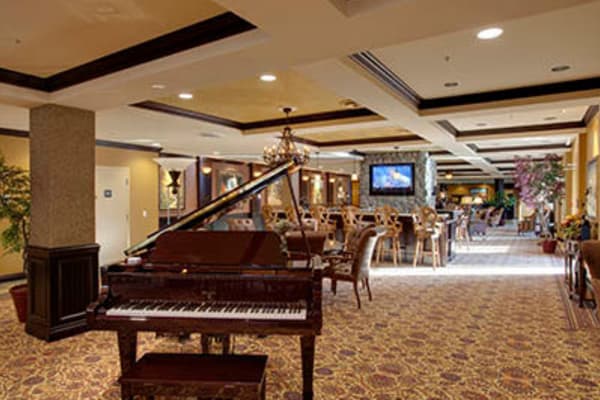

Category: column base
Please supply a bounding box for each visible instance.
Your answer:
[25,243,99,342]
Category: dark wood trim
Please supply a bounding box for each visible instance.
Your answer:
[437,168,482,173]
[437,119,585,139]
[478,144,570,154]
[0,67,47,91]
[421,77,600,109]
[132,101,243,129]
[0,272,25,283]
[96,139,161,153]
[26,243,99,341]
[490,157,546,164]
[308,134,423,148]
[158,151,196,158]
[133,101,379,132]
[348,51,421,108]
[583,105,600,126]
[350,52,600,110]
[0,12,256,92]
[0,127,29,138]
[242,108,377,130]
[429,150,452,156]
[437,160,470,166]
[0,128,161,153]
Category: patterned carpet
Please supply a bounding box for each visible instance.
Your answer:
[2,232,600,399]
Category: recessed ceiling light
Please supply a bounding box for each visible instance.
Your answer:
[151,142,161,148]
[151,84,165,90]
[561,109,567,113]
[198,132,222,139]
[260,74,277,82]
[551,65,570,72]
[476,123,487,127]
[178,92,193,99]
[340,99,359,108]
[477,27,503,40]
[444,82,459,88]
[544,116,558,121]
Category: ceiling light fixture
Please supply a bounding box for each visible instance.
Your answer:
[551,65,571,72]
[340,99,359,109]
[477,27,503,40]
[544,116,558,121]
[444,82,459,88]
[263,107,310,167]
[476,123,487,127]
[260,74,277,82]
[178,92,193,99]
[151,84,166,90]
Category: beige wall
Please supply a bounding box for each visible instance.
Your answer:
[95,147,159,245]
[585,113,600,229]
[0,136,29,275]
[0,135,159,276]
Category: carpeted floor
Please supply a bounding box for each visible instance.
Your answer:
[2,230,600,399]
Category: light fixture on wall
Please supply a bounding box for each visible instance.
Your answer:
[351,153,359,181]
[263,107,310,166]
[201,166,212,175]
[253,170,262,178]
[329,177,336,183]
[445,171,453,180]
[153,157,196,224]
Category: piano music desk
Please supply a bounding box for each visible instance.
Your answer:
[119,352,267,400]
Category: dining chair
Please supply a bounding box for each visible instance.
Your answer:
[374,205,403,265]
[323,227,385,308]
[261,204,279,231]
[455,213,471,249]
[341,205,365,249]
[310,204,337,240]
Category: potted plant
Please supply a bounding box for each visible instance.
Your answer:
[514,154,565,254]
[0,154,31,322]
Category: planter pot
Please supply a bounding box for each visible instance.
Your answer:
[9,283,27,323]
[542,239,557,254]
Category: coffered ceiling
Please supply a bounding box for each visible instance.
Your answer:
[0,0,598,182]
[370,1,600,99]
[0,0,225,77]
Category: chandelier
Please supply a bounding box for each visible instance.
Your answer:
[263,107,310,167]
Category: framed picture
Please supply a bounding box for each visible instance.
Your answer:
[586,157,597,219]
[216,168,249,213]
[470,187,488,197]
[159,168,185,210]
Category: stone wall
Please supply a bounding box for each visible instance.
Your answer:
[359,152,436,212]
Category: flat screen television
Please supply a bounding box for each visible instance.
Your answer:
[369,163,415,196]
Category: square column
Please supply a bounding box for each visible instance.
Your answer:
[26,104,99,341]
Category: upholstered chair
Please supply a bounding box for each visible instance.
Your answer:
[323,227,385,308]
[580,241,600,315]
[226,218,256,231]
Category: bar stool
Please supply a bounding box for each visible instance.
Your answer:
[374,205,403,265]
[413,206,442,269]
[455,213,470,249]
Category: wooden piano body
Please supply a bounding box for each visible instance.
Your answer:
[87,160,322,400]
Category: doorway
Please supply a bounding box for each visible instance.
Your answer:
[95,166,130,266]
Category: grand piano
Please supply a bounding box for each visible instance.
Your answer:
[87,159,322,400]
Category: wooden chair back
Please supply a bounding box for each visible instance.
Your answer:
[341,205,361,229]
[374,205,402,235]
[261,205,279,230]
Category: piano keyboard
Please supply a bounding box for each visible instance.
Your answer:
[106,299,307,321]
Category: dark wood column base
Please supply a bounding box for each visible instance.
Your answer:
[25,243,99,342]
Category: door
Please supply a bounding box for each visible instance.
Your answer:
[95,166,130,266]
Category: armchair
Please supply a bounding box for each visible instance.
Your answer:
[323,227,385,308]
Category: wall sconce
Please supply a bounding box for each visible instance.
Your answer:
[329,177,336,183]
[201,166,212,175]
[445,171,453,180]
[302,175,310,182]
[253,171,262,178]
[351,173,358,181]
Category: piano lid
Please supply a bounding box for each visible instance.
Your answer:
[125,159,300,256]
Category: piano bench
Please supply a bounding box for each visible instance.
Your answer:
[119,352,267,400]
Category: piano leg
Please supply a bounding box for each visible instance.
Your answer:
[117,330,137,373]
[300,335,315,400]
